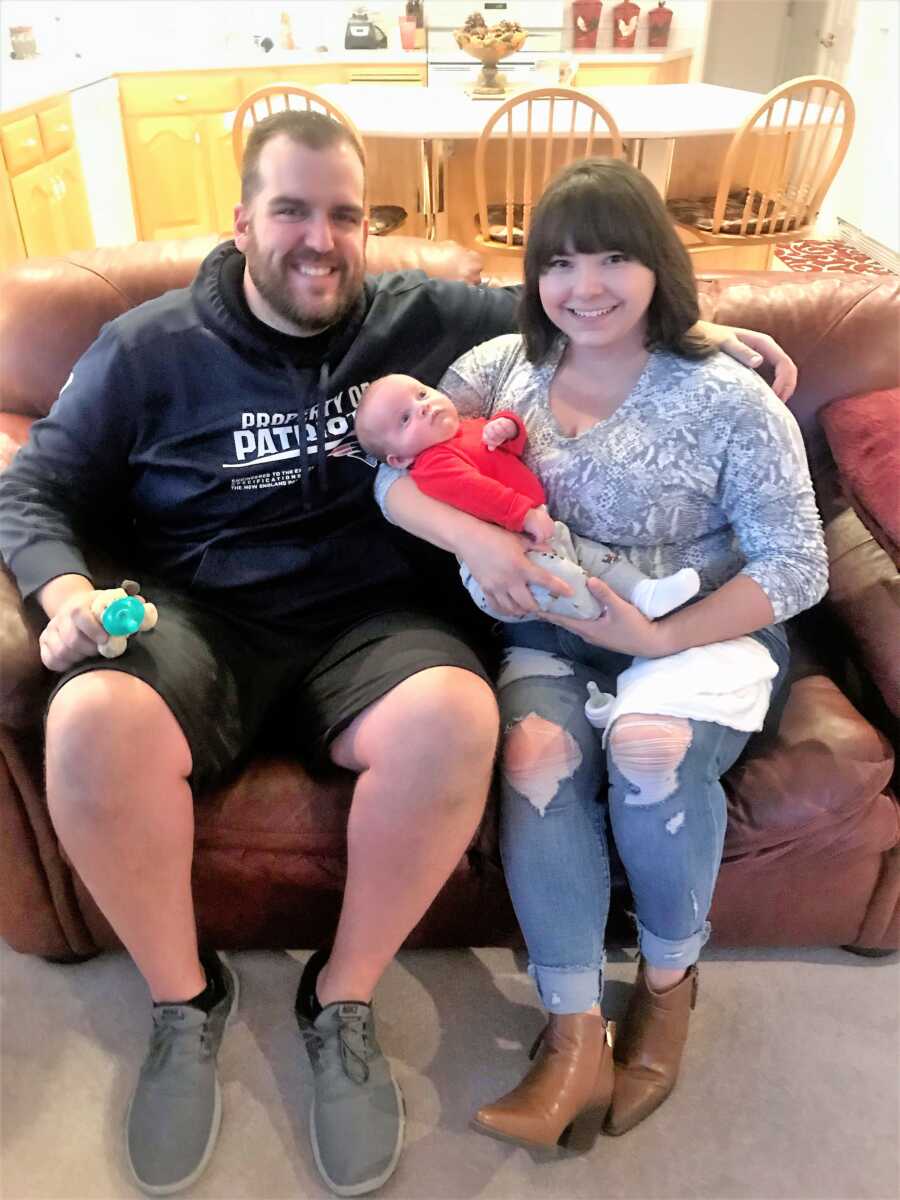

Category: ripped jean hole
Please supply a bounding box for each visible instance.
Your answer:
[498,647,574,690]
[666,810,685,835]
[502,714,582,817]
[609,717,693,806]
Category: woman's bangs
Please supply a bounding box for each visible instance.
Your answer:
[537,180,653,267]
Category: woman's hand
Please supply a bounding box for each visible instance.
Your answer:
[464,522,572,617]
[540,577,671,657]
[698,320,798,402]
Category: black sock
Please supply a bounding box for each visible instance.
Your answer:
[154,951,225,1014]
[295,948,329,1022]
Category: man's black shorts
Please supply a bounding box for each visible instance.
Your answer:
[49,589,494,795]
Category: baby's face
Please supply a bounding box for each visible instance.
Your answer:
[365,375,460,467]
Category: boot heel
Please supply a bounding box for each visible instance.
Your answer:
[472,1011,614,1153]
[560,1096,611,1153]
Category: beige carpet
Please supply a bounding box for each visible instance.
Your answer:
[2,942,898,1200]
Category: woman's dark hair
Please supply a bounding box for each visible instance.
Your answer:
[519,157,713,364]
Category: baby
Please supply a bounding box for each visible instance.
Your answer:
[356,373,700,628]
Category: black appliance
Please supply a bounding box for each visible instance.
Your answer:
[344,6,388,50]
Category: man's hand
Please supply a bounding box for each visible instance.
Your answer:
[37,575,108,672]
[464,523,572,617]
[522,505,556,544]
[697,320,798,402]
[541,577,671,658]
[482,416,519,450]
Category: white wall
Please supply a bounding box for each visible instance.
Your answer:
[819,0,899,252]
[0,0,416,58]
[703,0,790,92]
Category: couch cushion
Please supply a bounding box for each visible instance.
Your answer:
[724,675,895,852]
[668,189,795,236]
[819,388,900,565]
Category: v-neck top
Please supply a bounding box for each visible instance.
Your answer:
[376,332,827,624]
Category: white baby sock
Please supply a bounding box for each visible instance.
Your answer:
[584,681,615,730]
[630,568,700,620]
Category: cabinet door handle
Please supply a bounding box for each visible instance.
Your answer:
[175,94,190,103]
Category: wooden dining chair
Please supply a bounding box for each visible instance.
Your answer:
[231,83,407,236]
[667,76,855,266]
[473,87,624,257]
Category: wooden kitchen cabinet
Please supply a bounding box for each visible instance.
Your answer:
[122,114,216,241]
[0,96,94,259]
[344,65,426,84]
[574,55,692,86]
[119,65,426,242]
[0,152,26,269]
[240,64,426,89]
[205,113,242,237]
[119,72,243,241]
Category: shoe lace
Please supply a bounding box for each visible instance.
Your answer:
[337,1010,371,1085]
[148,1008,212,1071]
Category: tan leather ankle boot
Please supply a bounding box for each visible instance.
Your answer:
[603,961,698,1136]
[472,1011,614,1150]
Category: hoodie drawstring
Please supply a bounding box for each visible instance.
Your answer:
[315,363,330,493]
[282,361,330,509]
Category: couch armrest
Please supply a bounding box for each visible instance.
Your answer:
[821,506,900,723]
[0,566,46,728]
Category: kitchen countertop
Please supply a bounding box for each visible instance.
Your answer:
[0,50,428,114]
[571,47,693,62]
[0,47,693,117]
[1,58,112,113]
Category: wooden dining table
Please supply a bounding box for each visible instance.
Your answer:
[314,82,825,267]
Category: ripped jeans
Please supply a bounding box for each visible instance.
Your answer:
[497,620,789,1014]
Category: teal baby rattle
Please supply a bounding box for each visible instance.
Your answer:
[91,579,158,659]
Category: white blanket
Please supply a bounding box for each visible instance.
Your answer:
[600,636,779,745]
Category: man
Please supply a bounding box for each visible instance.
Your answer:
[0,111,796,1197]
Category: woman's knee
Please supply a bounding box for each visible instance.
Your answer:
[607,714,693,806]
[46,672,191,816]
[501,713,583,817]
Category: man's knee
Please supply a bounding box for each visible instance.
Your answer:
[333,667,498,775]
[405,667,499,763]
[607,714,692,806]
[501,713,582,817]
[46,672,190,817]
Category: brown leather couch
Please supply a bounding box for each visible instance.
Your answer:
[1,236,898,961]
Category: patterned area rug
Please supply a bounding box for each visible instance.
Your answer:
[774,238,893,274]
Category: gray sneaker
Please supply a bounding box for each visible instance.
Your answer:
[126,955,238,1195]
[299,1000,405,1196]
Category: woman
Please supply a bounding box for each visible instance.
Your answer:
[379,158,828,1148]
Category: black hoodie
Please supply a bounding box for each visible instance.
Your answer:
[0,242,520,633]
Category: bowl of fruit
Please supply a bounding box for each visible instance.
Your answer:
[454,12,529,94]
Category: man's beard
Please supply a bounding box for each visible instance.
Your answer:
[243,233,364,335]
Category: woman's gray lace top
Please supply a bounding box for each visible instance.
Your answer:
[375,335,828,623]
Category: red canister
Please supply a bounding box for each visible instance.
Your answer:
[572,1,602,49]
[647,1,673,47]
[613,1,640,48]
